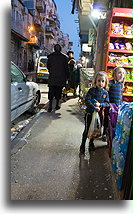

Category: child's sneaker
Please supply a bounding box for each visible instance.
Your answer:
[102,134,107,142]
[88,141,95,152]
[79,145,85,155]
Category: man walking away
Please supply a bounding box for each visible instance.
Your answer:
[47,44,69,112]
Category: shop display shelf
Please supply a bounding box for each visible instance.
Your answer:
[108,49,132,54]
[107,63,133,68]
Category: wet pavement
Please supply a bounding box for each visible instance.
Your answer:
[11,84,119,200]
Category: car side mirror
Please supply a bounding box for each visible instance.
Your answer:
[26,75,33,82]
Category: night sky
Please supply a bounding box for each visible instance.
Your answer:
[54,0,81,60]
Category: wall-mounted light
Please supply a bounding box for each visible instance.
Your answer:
[91,2,106,19]
[91,9,101,19]
[28,26,34,33]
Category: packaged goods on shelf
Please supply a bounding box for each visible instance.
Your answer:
[119,23,124,35]
[125,42,132,50]
[119,55,128,65]
[131,24,133,34]
[102,7,133,102]
[109,41,132,50]
[124,83,132,93]
[109,43,114,49]
[108,54,133,66]
[111,23,132,36]
[124,24,132,35]
[107,69,113,78]
[114,41,121,49]
[127,56,133,65]
[112,23,120,34]
[108,53,117,64]
[119,42,125,49]
[125,69,131,80]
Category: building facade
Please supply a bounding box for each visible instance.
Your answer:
[11,0,73,79]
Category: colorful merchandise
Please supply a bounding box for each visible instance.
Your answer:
[125,69,131,80]
[124,24,132,35]
[128,56,133,65]
[112,23,120,34]
[111,103,132,190]
[109,43,114,49]
[119,23,124,35]
[107,69,113,78]
[125,42,132,50]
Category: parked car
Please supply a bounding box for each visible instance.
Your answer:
[11,61,41,122]
[36,56,49,82]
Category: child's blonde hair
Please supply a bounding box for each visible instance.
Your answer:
[112,67,126,83]
[93,71,108,90]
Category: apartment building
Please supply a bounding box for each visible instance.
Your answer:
[11,0,73,77]
[11,0,30,71]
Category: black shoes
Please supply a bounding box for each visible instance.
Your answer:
[55,105,60,110]
[88,140,95,152]
[88,144,95,152]
[80,140,95,155]
[102,134,107,142]
[48,107,52,112]
[48,105,60,112]
[79,145,85,155]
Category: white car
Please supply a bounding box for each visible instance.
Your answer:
[11,61,41,122]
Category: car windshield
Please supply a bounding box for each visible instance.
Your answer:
[11,63,25,83]
[39,58,47,67]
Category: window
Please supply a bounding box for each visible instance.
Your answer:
[11,63,25,83]
[39,58,47,67]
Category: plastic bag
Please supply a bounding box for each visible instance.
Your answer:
[88,111,101,139]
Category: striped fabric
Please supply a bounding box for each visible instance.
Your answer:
[109,80,123,106]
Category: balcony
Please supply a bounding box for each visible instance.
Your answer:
[46,14,56,23]
[36,0,44,13]
[11,17,30,41]
[33,16,44,32]
[58,35,63,40]
[46,26,54,32]
[45,26,55,39]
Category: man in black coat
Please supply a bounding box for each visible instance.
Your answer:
[47,44,69,112]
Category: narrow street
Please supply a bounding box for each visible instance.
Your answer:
[11,83,118,200]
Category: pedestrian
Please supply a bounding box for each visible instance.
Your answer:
[28,59,34,72]
[102,66,126,141]
[31,59,34,71]
[79,71,110,155]
[28,60,32,72]
[67,50,77,97]
[47,44,69,112]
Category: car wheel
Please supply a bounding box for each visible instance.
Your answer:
[29,92,40,114]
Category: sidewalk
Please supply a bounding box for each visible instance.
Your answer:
[11,96,119,200]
